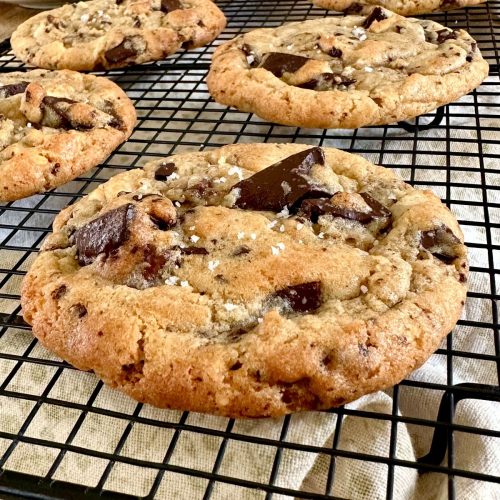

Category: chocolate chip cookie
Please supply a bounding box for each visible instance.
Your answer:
[21,143,467,417]
[312,0,485,17]
[207,8,488,129]
[0,69,135,201]
[11,0,226,71]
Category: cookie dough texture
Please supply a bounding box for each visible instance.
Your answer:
[207,9,488,129]
[22,143,467,418]
[11,0,226,71]
[311,0,485,17]
[0,70,136,201]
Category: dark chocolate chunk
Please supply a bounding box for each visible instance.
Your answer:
[233,245,251,256]
[299,192,391,224]
[161,0,182,12]
[104,37,138,63]
[436,29,458,44]
[42,96,83,130]
[421,225,461,264]
[466,42,477,62]
[259,52,310,77]
[154,162,176,180]
[272,281,322,313]
[72,303,87,318]
[149,215,175,231]
[362,7,387,29]
[51,284,67,300]
[142,244,167,281]
[179,246,209,255]
[0,81,29,99]
[329,47,343,58]
[75,204,135,265]
[233,147,332,213]
[297,73,356,90]
[230,361,243,370]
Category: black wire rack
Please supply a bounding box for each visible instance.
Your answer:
[0,0,499,498]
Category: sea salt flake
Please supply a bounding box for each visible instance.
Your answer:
[180,280,189,287]
[190,235,200,243]
[268,220,278,229]
[271,246,280,256]
[167,172,179,181]
[208,260,220,271]
[214,177,227,184]
[277,242,285,251]
[281,181,291,195]
[224,303,237,311]
[364,66,374,73]
[296,222,304,230]
[277,206,290,219]
[80,13,90,23]
[228,166,244,180]
[237,231,245,239]
[352,26,367,41]
[318,232,325,239]
[174,201,181,207]
[250,233,257,240]
[165,276,179,285]
[360,285,368,294]
[279,225,285,232]
[257,317,263,323]
[189,226,195,230]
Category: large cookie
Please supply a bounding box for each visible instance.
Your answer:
[207,8,488,129]
[311,0,485,17]
[22,143,467,418]
[11,0,226,71]
[0,70,136,201]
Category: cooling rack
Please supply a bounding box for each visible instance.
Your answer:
[0,0,499,498]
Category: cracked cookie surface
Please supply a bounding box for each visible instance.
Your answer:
[207,8,488,129]
[311,0,485,17]
[0,69,136,201]
[11,0,226,71]
[22,143,467,417]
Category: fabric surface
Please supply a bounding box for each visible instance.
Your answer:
[0,73,499,499]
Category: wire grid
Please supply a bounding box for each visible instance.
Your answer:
[0,0,499,498]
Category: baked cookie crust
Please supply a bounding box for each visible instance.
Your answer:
[311,0,485,17]
[207,8,488,129]
[0,69,136,201]
[22,143,467,417]
[11,0,226,71]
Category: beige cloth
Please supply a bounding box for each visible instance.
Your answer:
[0,72,499,499]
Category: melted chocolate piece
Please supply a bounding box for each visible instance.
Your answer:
[436,29,458,44]
[362,7,387,29]
[233,245,251,256]
[179,246,209,255]
[329,47,343,58]
[72,303,87,318]
[272,281,322,313]
[161,0,182,12]
[233,147,332,212]
[0,81,29,98]
[259,53,310,77]
[75,204,135,265]
[142,244,167,281]
[154,162,176,180]
[51,284,67,300]
[105,37,138,63]
[149,215,175,231]
[421,226,460,264]
[299,192,390,224]
[42,96,83,130]
[297,73,356,90]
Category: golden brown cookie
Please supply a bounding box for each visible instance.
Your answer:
[0,69,136,201]
[22,143,467,417]
[11,0,226,71]
[207,8,488,129]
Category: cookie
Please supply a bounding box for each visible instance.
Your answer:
[311,0,485,17]
[11,0,226,71]
[207,8,488,129]
[0,69,135,201]
[21,143,467,418]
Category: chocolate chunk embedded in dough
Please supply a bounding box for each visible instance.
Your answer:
[421,225,461,264]
[75,204,135,265]
[105,37,139,64]
[233,147,333,212]
[362,7,388,29]
[0,82,29,99]
[272,281,322,313]
[161,0,182,12]
[259,53,310,77]
[154,162,177,180]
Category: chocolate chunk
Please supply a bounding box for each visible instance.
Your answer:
[329,47,343,58]
[154,162,176,180]
[42,96,81,130]
[142,244,167,281]
[105,37,138,63]
[233,245,251,256]
[75,204,135,265]
[242,43,258,67]
[466,42,477,62]
[230,361,243,370]
[436,29,458,44]
[51,284,67,300]
[297,73,356,90]
[299,192,390,224]
[259,53,310,77]
[362,7,387,29]
[179,246,209,255]
[0,81,29,99]
[161,0,182,12]
[233,147,332,213]
[149,215,175,231]
[421,226,461,264]
[272,281,322,313]
[72,303,87,318]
